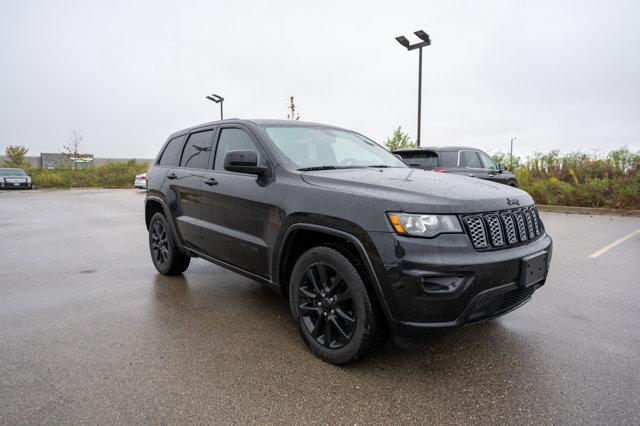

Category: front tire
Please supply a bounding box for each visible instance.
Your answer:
[289,246,388,364]
[148,212,190,275]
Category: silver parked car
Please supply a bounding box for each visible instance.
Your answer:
[0,168,33,189]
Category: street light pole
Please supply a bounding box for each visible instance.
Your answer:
[206,93,224,120]
[395,30,431,147]
[510,137,517,170]
[418,46,422,145]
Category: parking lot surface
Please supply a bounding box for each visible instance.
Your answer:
[1,189,639,424]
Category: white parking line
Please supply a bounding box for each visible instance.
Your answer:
[588,228,640,258]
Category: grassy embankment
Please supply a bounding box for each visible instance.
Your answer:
[29,161,149,189]
[492,148,640,210]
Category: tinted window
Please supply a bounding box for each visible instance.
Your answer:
[438,151,458,167]
[478,151,498,171]
[181,131,214,169]
[158,135,186,166]
[398,151,438,169]
[214,128,260,170]
[460,151,482,168]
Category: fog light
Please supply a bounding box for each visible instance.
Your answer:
[421,275,465,294]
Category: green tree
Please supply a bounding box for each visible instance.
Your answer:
[3,145,31,169]
[385,127,415,151]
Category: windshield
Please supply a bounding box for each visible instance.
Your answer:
[0,169,25,176]
[261,125,407,170]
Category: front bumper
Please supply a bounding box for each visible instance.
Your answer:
[0,181,32,189]
[367,231,553,338]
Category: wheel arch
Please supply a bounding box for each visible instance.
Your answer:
[144,196,188,254]
[275,222,394,326]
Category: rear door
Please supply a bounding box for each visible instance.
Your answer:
[199,125,272,278]
[163,129,215,251]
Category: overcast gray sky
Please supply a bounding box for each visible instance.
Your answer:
[1,0,638,158]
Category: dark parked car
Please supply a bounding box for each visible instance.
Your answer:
[144,120,551,364]
[394,146,518,187]
[0,168,32,189]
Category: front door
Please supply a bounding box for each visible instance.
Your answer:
[458,150,489,180]
[477,151,508,184]
[199,126,271,278]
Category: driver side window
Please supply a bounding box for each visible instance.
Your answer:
[478,152,498,171]
[214,128,261,171]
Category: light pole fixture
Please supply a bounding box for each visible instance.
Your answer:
[395,30,431,146]
[206,93,224,120]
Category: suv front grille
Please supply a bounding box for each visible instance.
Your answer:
[462,206,543,250]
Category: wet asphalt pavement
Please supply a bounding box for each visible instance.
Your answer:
[1,189,639,424]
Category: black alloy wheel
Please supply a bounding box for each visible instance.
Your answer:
[289,246,389,364]
[148,212,191,275]
[298,262,356,349]
[150,220,170,269]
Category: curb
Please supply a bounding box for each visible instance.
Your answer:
[537,204,640,217]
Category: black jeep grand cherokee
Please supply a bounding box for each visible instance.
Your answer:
[145,119,552,364]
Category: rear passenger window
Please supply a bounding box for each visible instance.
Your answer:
[214,128,260,170]
[180,130,214,169]
[460,151,482,168]
[158,136,186,166]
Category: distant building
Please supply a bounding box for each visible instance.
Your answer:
[41,153,94,169]
[1,153,151,169]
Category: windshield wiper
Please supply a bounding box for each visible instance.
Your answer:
[297,166,339,171]
[367,165,391,168]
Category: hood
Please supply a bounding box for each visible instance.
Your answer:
[1,174,28,180]
[300,167,532,214]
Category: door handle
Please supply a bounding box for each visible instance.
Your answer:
[166,172,177,180]
[203,177,218,186]
[488,174,495,177]
[468,173,476,177]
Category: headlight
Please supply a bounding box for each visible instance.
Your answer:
[387,213,463,238]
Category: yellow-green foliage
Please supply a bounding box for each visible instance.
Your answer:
[492,148,640,209]
[30,161,149,189]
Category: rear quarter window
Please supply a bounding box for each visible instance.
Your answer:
[398,151,438,169]
[438,151,458,167]
[158,135,187,167]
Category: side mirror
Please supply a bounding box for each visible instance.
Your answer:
[224,150,267,176]
[497,164,507,173]
[394,154,403,160]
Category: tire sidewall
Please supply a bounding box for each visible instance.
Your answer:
[289,247,369,364]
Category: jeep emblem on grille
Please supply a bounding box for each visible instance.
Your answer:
[506,197,520,206]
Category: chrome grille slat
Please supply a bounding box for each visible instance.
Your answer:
[499,212,518,244]
[484,214,505,246]
[528,206,541,235]
[464,206,542,249]
[523,209,535,238]
[464,215,488,249]
[513,210,528,241]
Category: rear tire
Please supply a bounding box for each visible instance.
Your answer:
[148,212,190,275]
[289,246,388,364]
